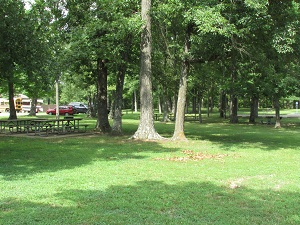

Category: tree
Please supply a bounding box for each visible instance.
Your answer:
[0,0,27,119]
[63,0,141,134]
[0,0,52,119]
[110,0,140,135]
[171,24,192,141]
[132,0,162,140]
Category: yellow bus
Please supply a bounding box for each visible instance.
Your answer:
[0,97,22,113]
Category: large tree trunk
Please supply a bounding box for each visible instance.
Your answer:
[249,95,259,123]
[95,59,111,133]
[132,0,162,140]
[8,76,17,120]
[273,97,281,128]
[171,25,191,141]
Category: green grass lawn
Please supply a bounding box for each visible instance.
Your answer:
[1,111,300,224]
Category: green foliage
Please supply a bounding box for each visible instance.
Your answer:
[193,5,236,37]
[61,0,142,104]
[1,0,299,116]
[0,0,60,99]
[0,0,28,76]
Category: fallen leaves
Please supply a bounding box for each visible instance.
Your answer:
[154,150,228,162]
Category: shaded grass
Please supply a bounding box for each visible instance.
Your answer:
[0,113,300,224]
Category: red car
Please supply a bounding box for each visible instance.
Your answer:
[46,106,75,116]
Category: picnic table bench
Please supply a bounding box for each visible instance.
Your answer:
[154,113,199,121]
[237,114,283,124]
[0,117,88,136]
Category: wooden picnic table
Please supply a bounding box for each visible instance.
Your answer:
[30,118,83,135]
[0,119,32,134]
[237,114,284,124]
[0,117,87,135]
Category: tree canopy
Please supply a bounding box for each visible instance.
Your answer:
[1,0,299,136]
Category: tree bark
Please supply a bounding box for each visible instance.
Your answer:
[95,59,111,133]
[230,95,239,123]
[198,93,203,123]
[111,64,126,135]
[249,95,259,123]
[8,76,17,120]
[274,97,281,128]
[171,25,191,141]
[29,98,37,116]
[229,52,238,123]
[132,0,162,140]
[162,85,171,122]
[219,91,227,118]
[133,90,138,112]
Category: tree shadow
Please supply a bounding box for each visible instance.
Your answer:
[0,136,178,180]
[1,180,299,224]
[183,122,300,151]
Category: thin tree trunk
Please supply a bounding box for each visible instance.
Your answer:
[172,25,191,141]
[134,90,138,112]
[162,85,170,122]
[112,64,126,135]
[109,91,115,120]
[192,88,197,113]
[249,95,259,123]
[158,97,162,114]
[198,93,203,123]
[172,94,177,115]
[132,0,162,140]
[8,76,17,120]
[29,98,37,116]
[274,97,281,128]
[219,90,227,118]
[230,95,239,123]
[172,62,188,140]
[229,53,238,123]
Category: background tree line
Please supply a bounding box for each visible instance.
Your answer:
[1,0,299,139]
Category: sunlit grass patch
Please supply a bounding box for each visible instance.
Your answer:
[1,114,300,224]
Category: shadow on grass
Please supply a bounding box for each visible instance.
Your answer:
[0,136,178,180]
[182,122,300,151]
[1,180,299,224]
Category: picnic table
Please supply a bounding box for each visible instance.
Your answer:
[0,117,88,136]
[237,114,283,124]
[29,118,86,135]
[0,119,32,133]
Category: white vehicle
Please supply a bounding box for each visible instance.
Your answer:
[0,98,9,113]
[0,95,43,113]
[21,98,44,113]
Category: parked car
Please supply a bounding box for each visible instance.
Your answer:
[68,102,88,114]
[46,106,75,116]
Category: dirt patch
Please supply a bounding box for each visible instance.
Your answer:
[154,150,228,162]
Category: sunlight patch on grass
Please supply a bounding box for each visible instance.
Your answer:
[1,115,300,224]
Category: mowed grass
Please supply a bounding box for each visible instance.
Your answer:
[0,112,300,224]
